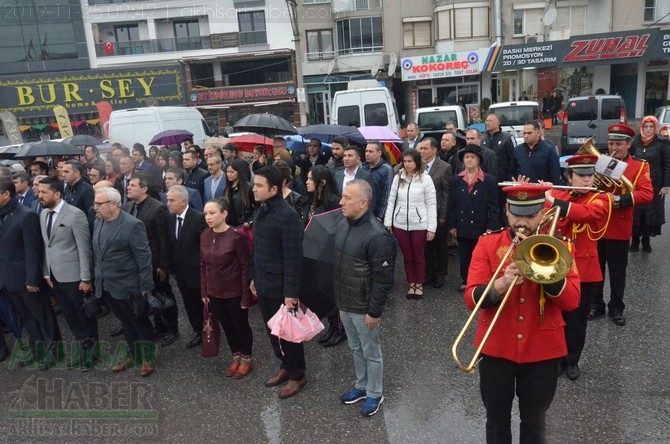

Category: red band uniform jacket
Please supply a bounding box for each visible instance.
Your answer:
[465,229,580,363]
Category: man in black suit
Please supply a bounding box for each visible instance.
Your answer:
[335,146,374,195]
[125,172,179,347]
[12,172,37,208]
[183,150,210,201]
[0,177,60,368]
[61,160,94,214]
[132,144,156,174]
[165,185,207,348]
[161,168,204,211]
[300,139,329,182]
[113,155,136,206]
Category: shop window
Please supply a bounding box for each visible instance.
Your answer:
[644,0,670,23]
[403,21,431,48]
[336,17,382,55]
[306,30,334,61]
[238,11,267,45]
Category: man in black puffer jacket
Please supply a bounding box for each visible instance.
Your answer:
[334,180,396,417]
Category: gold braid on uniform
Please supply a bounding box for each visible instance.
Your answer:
[571,193,612,242]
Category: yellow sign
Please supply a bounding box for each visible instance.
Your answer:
[53,105,73,138]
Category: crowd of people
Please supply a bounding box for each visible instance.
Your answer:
[0,114,668,433]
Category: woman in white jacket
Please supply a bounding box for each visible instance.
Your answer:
[384,149,437,299]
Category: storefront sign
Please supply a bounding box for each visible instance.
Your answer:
[189,84,297,105]
[401,51,482,81]
[563,31,653,63]
[211,33,239,49]
[0,65,184,118]
[493,42,567,71]
[649,29,670,58]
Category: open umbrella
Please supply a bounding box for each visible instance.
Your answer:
[358,126,402,142]
[203,136,231,149]
[233,113,297,136]
[0,144,24,160]
[149,129,193,146]
[298,124,367,147]
[229,133,274,155]
[303,208,344,264]
[14,140,82,158]
[284,135,332,154]
[62,134,101,146]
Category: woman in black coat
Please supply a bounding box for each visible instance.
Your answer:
[630,116,670,252]
[447,145,499,291]
[224,158,256,228]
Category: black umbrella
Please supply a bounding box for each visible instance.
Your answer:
[303,208,344,264]
[62,134,102,146]
[0,144,23,160]
[298,124,367,147]
[14,140,82,158]
[149,129,194,146]
[233,113,297,136]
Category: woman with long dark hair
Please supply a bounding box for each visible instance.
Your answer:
[224,158,255,228]
[201,197,254,378]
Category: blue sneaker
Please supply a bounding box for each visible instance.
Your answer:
[360,395,384,416]
[340,388,367,405]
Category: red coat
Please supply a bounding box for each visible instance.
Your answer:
[465,229,580,364]
[548,190,611,282]
[601,156,653,240]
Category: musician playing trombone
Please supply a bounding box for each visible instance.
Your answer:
[465,184,580,444]
[542,154,612,381]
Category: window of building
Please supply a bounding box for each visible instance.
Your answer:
[555,6,587,35]
[403,21,431,48]
[437,6,489,40]
[336,17,382,55]
[174,20,201,51]
[306,30,334,61]
[220,56,292,86]
[512,7,542,38]
[643,0,670,23]
[513,10,524,36]
[238,11,267,45]
[114,24,142,55]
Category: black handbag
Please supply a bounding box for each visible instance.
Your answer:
[146,291,175,315]
[82,294,103,319]
[129,292,149,320]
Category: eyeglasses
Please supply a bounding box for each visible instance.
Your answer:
[93,201,111,208]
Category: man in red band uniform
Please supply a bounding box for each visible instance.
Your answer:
[543,154,611,381]
[589,124,653,326]
[466,184,580,444]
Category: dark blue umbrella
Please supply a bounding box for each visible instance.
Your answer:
[298,124,367,147]
[284,135,332,154]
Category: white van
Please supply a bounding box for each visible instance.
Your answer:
[414,105,468,139]
[488,101,541,145]
[331,80,401,136]
[108,106,213,149]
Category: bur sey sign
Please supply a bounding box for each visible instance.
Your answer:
[401,51,482,81]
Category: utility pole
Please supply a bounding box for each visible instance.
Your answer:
[286,0,307,127]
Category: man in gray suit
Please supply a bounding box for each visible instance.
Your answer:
[38,176,97,371]
[92,187,156,377]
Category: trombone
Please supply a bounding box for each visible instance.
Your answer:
[451,207,573,373]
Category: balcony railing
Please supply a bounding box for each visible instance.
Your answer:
[336,45,383,56]
[306,50,335,61]
[335,0,381,13]
[96,36,211,57]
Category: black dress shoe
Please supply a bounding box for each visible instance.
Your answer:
[323,330,347,347]
[186,334,202,349]
[423,275,435,285]
[587,308,605,321]
[161,331,180,346]
[110,324,124,337]
[609,312,626,326]
[317,324,335,344]
[566,363,580,381]
[433,276,445,289]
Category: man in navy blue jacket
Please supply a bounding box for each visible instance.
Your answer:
[509,121,562,184]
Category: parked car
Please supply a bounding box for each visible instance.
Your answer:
[560,95,627,155]
[414,105,468,141]
[331,80,401,136]
[488,101,541,145]
[654,106,670,137]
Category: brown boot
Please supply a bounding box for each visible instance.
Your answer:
[140,360,156,377]
[278,377,307,399]
[112,358,134,373]
[264,369,289,387]
[225,352,241,377]
[233,355,253,379]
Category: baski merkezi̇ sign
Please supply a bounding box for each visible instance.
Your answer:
[401,51,482,81]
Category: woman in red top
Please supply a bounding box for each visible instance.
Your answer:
[201,197,254,378]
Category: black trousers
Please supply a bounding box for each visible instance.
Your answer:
[594,238,629,314]
[457,237,479,284]
[51,278,98,347]
[258,296,306,381]
[6,288,61,359]
[176,277,203,333]
[425,224,448,278]
[152,277,179,333]
[479,355,560,444]
[210,296,253,356]
[103,292,156,362]
[563,281,598,366]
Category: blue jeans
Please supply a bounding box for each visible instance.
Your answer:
[340,310,383,398]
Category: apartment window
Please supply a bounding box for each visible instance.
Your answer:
[513,8,542,37]
[437,6,489,40]
[336,17,382,55]
[238,11,267,45]
[403,21,431,48]
[555,6,587,35]
[643,0,670,23]
[513,10,523,36]
[174,20,200,50]
[306,30,334,60]
[114,24,142,55]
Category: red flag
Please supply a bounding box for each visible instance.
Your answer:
[383,142,402,166]
[96,101,113,139]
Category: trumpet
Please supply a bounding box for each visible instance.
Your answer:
[451,207,573,373]
[577,138,634,194]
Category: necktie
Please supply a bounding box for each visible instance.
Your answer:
[18,195,24,204]
[46,210,55,238]
[131,204,139,217]
[177,216,183,239]
[124,178,130,203]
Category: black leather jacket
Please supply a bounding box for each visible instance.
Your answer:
[333,210,396,317]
